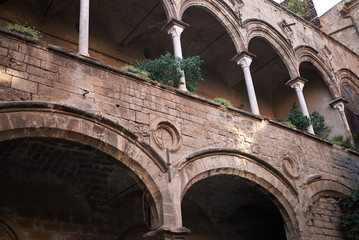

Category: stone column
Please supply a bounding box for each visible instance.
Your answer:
[144,226,190,240]
[232,51,260,115]
[330,97,353,138]
[286,77,315,134]
[163,19,189,91]
[78,0,90,56]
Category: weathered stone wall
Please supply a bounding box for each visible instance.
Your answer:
[307,196,344,240]
[320,0,359,55]
[0,29,359,239]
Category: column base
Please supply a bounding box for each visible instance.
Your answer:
[178,84,188,91]
[143,226,190,240]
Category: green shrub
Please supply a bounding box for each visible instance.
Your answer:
[331,135,359,152]
[5,23,41,40]
[339,190,359,239]
[285,102,310,131]
[285,0,312,21]
[310,111,330,138]
[136,52,203,92]
[214,97,233,107]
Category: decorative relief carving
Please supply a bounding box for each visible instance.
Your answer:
[282,154,301,179]
[150,118,182,153]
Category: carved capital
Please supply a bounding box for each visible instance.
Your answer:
[330,97,348,112]
[231,51,256,68]
[285,77,308,93]
[163,18,189,38]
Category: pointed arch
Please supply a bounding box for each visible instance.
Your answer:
[295,45,339,97]
[178,0,245,52]
[338,68,359,92]
[245,19,298,78]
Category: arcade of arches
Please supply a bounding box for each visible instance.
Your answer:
[0,0,359,240]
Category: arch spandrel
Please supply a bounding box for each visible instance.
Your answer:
[296,46,340,98]
[173,148,301,240]
[244,19,298,78]
[0,102,175,229]
[177,0,245,53]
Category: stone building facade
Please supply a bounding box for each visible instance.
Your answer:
[0,0,359,240]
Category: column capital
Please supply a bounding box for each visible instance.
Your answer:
[285,77,308,92]
[330,97,348,112]
[144,226,191,240]
[163,18,189,37]
[231,51,256,67]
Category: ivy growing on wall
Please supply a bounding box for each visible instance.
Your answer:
[339,191,359,239]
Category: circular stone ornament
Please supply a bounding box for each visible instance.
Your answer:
[150,119,182,152]
[282,154,301,179]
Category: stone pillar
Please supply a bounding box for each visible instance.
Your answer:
[232,51,260,115]
[330,97,353,138]
[79,0,90,56]
[286,77,315,134]
[144,226,190,240]
[163,19,189,91]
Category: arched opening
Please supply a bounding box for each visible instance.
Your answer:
[299,61,345,137]
[341,83,359,144]
[0,0,170,67]
[181,6,240,106]
[0,137,156,239]
[181,175,287,240]
[247,37,292,118]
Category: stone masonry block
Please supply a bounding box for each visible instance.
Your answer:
[0,66,11,87]
[24,55,42,67]
[11,77,38,94]
[27,65,46,78]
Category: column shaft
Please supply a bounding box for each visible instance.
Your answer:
[79,0,90,56]
[242,65,260,115]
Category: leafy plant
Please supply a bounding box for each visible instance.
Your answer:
[214,97,233,107]
[5,23,41,40]
[285,102,310,131]
[136,52,204,92]
[339,190,359,239]
[310,111,330,138]
[331,135,359,152]
[285,0,312,21]
[121,65,149,77]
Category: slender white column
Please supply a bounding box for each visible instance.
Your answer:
[232,52,260,115]
[79,0,90,56]
[330,98,353,139]
[287,78,315,134]
[167,24,187,91]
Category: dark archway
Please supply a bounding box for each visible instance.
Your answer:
[247,37,292,119]
[0,137,154,239]
[181,6,240,106]
[181,175,287,240]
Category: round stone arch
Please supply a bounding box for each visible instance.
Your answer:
[174,148,301,240]
[302,179,352,239]
[296,46,339,98]
[177,0,245,52]
[244,19,298,78]
[0,102,172,229]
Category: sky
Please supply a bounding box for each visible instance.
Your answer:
[274,0,342,16]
